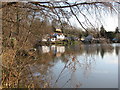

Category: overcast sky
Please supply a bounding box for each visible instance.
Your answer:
[70,12,118,31]
[31,0,119,31]
[103,14,118,31]
[67,1,119,31]
[2,0,118,31]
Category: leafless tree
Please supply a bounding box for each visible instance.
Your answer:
[1,0,119,88]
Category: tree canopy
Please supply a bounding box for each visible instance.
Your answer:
[1,1,119,31]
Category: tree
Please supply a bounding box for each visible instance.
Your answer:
[100,25,107,37]
[115,27,120,40]
[106,31,115,40]
[115,27,119,33]
[1,1,119,88]
[1,2,118,31]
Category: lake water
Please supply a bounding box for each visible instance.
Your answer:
[29,43,119,88]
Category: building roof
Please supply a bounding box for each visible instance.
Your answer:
[56,29,62,32]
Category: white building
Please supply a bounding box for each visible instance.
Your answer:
[56,33,65,40]
[51,45,65,53]
[50,38,56,42]
[42,33,65,42]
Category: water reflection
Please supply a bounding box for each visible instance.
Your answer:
[24,44,119,88]
[39,44,119,59]
[40,45,65,57]
[42,46,50,53]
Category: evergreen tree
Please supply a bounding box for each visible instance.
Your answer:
[100,25,107,37]
[115,27,119,33]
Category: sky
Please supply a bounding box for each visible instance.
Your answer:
[68,1,119,31]
[70,12,118,31]
[4,0,118,31]
[68,0,119,31]
[32,0,119,31]
[103,14,118,31]
[36,0,118,31]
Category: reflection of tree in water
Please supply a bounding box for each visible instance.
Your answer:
[2,44,118,88]
[2,49,56,88]
[100,48,105,58]
[50,53,96,88]
[51,55,82,88]
[33,44,117,88]
[100,44,114,58]
[83,44,114,58]
[115,46,120,56]
[83,54,96,78]
[47,44,116,88]
[83,44,115,58]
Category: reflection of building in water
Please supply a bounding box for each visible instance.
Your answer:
[56,53,62,57]
[51,45,56,54]
[115,45,120,56]
[42,46,50,53]
[41,45,65,56]
[56,46,65,53]
[51,45,65,53]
